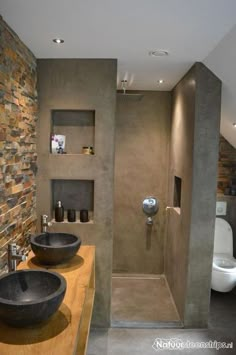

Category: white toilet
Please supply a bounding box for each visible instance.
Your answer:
[211,218,236,292]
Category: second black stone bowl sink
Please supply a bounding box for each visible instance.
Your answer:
[0,269,66,327]
[31,232,81,265]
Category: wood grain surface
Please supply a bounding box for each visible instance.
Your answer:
[0,246,95,355]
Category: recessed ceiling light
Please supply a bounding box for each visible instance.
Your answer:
[149,50,169,57]
[53,38,64,44]
[233,123,236,127]
[157,79,164,84]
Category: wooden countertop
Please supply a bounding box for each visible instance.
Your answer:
[0,246,95,355]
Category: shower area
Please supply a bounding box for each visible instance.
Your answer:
[112,63,222,328]
[112,90,180,327]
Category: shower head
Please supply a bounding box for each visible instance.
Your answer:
[117,91,144,101]
[117,80,144,101]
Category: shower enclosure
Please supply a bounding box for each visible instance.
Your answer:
[112,63,221,328]
[112,91,180,327]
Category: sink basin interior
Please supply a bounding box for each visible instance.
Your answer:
[33,233,79,247]
[0,270,63,303]
[0,270,66,327]
[31,232,81,265]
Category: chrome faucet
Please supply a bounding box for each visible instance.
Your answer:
[142,197,159,225]
[41,214,52,233]
[8,243,27,272]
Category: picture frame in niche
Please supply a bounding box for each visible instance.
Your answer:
[51,134,66,154]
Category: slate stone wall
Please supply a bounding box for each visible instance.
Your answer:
[218,134,236,194]
[0,16,37,273]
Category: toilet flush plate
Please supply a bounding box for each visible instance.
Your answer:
[216,201,227,216]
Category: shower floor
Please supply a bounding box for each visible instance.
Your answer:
[111,274,182,328]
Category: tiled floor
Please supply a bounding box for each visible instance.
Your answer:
[111,275,181,327]
[87,288,236,355]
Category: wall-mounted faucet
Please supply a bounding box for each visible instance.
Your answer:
[41,214,52,233]
[142,196,159,225]
[8,243,27,272]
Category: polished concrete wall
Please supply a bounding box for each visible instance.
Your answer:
[165,63,221,327]
[37,59,117,327]
[113,92,171,274]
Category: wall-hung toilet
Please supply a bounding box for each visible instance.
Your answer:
[211,218,236,292]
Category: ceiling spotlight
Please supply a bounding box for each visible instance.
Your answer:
[157,79,164,84]
[233,123,236,127]
[149,50,169,57]
[53,38,64,44]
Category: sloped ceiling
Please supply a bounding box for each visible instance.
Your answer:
[204,25,236,148]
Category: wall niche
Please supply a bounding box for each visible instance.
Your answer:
[174,176,182,208]
[51,179,94,223]
[51,110,95,154]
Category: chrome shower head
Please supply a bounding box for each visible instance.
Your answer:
[117,79,144,101]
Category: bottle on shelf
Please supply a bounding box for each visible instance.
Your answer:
[55,200,64,222]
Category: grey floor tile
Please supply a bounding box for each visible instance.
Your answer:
[88,286,236,355]
[88,328,235,355]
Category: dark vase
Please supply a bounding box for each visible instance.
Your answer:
[67,209,76,222]
[80,210,89,223]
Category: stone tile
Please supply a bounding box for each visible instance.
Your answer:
[0,16,37,273]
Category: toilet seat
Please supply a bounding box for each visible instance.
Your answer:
[213,254,236,273]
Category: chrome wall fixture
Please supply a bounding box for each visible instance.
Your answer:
[142,196,159,225]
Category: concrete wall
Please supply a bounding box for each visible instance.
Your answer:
[113,92,171,274]
[165,63,221,327]
[0,16,37,274]
[37,59,117,327]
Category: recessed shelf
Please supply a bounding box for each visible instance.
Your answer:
[51,110,95,155]
[51,219,94,225]
[173,176,182,208]
[51,179,94,220]
[50,153,95,156]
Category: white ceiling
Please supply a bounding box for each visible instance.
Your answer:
[1,0,236,144]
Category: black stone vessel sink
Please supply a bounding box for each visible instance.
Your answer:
[0,269,66,327]
[31,232,81,265]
